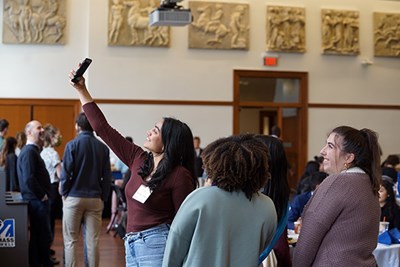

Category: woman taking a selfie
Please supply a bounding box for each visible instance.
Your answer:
[69,66,198,266]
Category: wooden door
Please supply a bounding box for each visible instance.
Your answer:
[34,105,77,158]
[0,105,31,137]
[233,70,308,190]
[0,99,81,158]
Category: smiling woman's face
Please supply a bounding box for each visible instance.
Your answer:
[143,120,164,154]
[319,133,349,174]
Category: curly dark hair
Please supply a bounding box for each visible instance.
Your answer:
[202,134,270,200]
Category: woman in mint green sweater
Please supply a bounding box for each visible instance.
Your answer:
[162,134,277,267]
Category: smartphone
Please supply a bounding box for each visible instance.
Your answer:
[71,58,92,83]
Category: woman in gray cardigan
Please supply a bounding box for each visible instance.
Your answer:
[293,126,382,267]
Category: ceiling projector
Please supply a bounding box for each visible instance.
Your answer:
[149,0,192,26]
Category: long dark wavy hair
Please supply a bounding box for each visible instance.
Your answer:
[138,117,197,190]
[201,134,270,201]
[255,135,290,221]
[380,179,400,228]
[331,126,382,196]
[0,137,17,167]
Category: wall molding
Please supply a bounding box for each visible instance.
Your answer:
[308,103,400,110]
[2,98,399,110]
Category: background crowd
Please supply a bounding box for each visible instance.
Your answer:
[1,71,400,266]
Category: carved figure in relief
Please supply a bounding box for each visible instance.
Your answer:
[289,9,305,50]
[146,26,169,45]
[374,17,392,47]
[18,0,33,42]
[206,5,229,44]
[109,0,125,43]
[229,5,247,48]
[189,2,249,49]
[322,10,359,54]
[322,10,334,50]
[204,4,223,32]
[191,5,211,30]
[46,0,58,18]
[279,9,290,48]
[126,0,150,45]
[384,25,400,51]
[4,0,21,37]
[3,0,66,44]
[342,12,359,53]
[191,4,230,45]
[267,7,280,49]
[374,14,400,56]
[43,0,66,42]
[141,0,169,45]
[29,12,45,42]
[267,6,305,52]
[332,12,344,51]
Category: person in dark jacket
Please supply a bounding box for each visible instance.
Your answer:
[60,112,112,267]
[17,120,54,267]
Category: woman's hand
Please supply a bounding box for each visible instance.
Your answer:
[69,66,87,90]
[69,64,94,105]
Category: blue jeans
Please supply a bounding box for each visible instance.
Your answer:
[124,224,170,267]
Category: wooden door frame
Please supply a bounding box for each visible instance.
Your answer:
[233,70,308,188]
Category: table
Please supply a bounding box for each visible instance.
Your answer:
[373,243,400,267]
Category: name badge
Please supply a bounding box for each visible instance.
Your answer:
[132,184,152,203]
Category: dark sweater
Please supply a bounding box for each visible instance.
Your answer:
[83,102,196,233]
[60,131,112,201]
[17,144,51,200]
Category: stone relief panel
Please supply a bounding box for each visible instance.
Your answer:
[321,9,360,55]
[108,0,169,47]
[266,6,306,53]
[188,1,249,50]
[3,0,67,44]
[374,12,400,57]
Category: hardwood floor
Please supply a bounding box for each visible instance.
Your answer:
[52,219,126,267]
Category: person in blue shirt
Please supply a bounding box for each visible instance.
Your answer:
[288,171,327,229]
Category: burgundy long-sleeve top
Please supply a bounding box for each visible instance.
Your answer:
[83,102,196,233]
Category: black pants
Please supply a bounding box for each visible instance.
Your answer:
[49,182,62,242]
[28,199,53,267]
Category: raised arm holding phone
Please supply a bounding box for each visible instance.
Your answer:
[68,60,198,266]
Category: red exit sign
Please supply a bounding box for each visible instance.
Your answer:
[264,56,278,66]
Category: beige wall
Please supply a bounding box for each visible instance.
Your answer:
[1,0,400,160]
